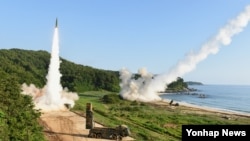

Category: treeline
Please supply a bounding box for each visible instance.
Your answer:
[0,48,120,92]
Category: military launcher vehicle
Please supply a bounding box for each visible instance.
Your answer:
[88,124,131,140]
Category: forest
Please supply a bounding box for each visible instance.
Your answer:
[0,48,120,92]
[0,48,189,93]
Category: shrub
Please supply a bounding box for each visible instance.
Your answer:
[102,94,121,104]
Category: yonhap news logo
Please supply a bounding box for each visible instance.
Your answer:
[182,125,250,141]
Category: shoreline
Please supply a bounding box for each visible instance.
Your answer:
[154,98,250,118]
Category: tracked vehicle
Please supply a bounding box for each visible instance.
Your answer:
[86,103,131,140]
[88,124,131,140]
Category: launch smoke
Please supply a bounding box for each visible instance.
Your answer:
[120,5,250,102]
[22,20,79,111]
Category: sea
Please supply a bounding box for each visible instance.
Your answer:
[160,84,250,114]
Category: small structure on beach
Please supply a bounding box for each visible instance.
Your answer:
[169,100,179,106]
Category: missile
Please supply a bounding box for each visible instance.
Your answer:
[55,18,58,27]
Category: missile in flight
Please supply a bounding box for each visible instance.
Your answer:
[55,18,58,27]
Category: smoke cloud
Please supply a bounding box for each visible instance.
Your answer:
[119,68,161,102]
[21,24,79,112]
[120,5,250,102]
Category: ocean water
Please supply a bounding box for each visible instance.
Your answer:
[160,85,250,114]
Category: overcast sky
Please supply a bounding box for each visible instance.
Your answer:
[0,0,250,85]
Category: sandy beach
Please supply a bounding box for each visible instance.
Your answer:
[151,99,250,118]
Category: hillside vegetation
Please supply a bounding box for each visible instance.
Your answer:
[0,76,45,140]
[0,48,120,92]
[0,48,121,140]
[0,48,192,94]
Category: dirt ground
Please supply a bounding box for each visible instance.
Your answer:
[39,111,134,141]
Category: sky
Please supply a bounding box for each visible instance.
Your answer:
[0,0,250,85]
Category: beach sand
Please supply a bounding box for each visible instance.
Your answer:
[149,99,250,118]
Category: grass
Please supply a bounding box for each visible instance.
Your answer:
[72,91,250,141]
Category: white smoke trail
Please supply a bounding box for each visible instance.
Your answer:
[120,5,250,102]
[44,26,62,106]
[22,22,79,112]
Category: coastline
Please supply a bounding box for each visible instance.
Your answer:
[152,98,250,118]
